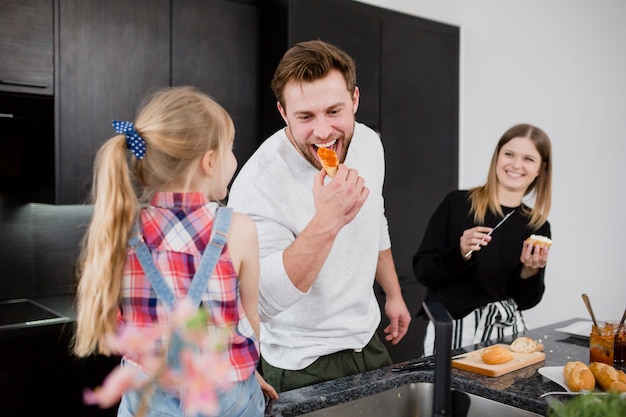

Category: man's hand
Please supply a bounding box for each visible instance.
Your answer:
[383,296,411,345]
[313,164,369,233]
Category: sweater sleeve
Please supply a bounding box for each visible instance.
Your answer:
[232,198,309,322]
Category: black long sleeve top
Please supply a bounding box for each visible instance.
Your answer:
[412,190,551,320]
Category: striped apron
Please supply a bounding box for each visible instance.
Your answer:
[422,298,526,357]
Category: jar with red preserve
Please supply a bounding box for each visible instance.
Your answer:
[589,321,617,365]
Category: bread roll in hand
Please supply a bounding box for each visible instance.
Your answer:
[589,362,626,393]
[525,234,553,248]
[317,146,338,178]
[481,345,514,365]
[563,361,595,392]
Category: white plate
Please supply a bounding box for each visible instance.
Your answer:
[538,366,602,393]
[538,366,571,391]
[554,320,593,339]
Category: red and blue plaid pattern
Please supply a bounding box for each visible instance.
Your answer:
[121,192,259,381]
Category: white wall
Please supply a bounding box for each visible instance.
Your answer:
[358,0,626,329]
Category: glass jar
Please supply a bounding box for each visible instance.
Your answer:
[614,325,626,371]
[589,321,617,365]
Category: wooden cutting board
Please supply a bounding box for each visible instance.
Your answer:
[451,344,546,377]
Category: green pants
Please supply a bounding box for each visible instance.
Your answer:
[260,332,392,393]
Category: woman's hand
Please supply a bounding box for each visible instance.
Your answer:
[460,226,493,259]
[519,240,550,278]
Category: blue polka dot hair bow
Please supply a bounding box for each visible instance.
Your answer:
[112,120,146,160]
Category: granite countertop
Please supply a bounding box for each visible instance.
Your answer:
[264,318,591,417]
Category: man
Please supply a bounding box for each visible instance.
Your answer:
[227,40,411,393]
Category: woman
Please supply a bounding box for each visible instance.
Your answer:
[413,123,552,356]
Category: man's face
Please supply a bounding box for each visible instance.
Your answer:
[277,70,359,170]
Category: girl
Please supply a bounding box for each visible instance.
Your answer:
[73,86,277,416]
[413,123,552,356]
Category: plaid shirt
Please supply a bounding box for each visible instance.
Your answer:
[121,192,259,381]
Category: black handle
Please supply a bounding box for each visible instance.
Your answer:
[422,301,453,417]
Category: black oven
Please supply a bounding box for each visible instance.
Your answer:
[0,92,55,203]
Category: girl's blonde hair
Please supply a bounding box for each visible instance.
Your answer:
[73,86,235,356]
[468,123,552,230]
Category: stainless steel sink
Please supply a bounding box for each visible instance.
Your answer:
[299,382,542,417]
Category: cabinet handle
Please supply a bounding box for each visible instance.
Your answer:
[0,79,48,89]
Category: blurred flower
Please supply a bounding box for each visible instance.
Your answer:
[104,323,165,357]
[83,365,142,408]
[179,349,232,416]
[84,301,233,416]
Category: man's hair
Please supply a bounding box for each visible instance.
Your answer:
[271,40,357,110]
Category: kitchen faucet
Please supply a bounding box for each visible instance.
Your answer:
[422,301,470,417]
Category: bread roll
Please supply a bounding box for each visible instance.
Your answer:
[481,345,514,365]
[510,337,537,353]
[563,361,595,392]
[317,146,338,178]
[589,362,626,393]
[525,234,553,248]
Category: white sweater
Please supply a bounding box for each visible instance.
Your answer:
[227,122,391,370]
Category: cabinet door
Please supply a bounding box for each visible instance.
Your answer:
[381,15,459,282]
[0,0,54,95]
[57,0,170,204]
[379,13,459,362]
[172,0,261,168]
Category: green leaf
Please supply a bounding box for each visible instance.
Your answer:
[185,308,209,331]
[547,393,626,417]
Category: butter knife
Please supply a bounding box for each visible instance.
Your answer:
[464,210,515,259]
[391,359,433,372]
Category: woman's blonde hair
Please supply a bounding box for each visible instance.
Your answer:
[468,123,552,230]
[73,86,235,356]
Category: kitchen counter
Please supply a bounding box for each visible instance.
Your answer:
[0,294,590,416]
[264,318,591,416]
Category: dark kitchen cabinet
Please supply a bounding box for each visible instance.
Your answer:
[381,13,459,283]
[57,0,170,204]
[0,325,120,417]
[262,0,459,362]
[172,0,262,171]
[56,0,262,204]
[0,0,54,95]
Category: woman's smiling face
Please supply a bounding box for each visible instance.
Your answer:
[496,136,543,194]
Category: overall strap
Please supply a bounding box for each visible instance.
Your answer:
[128,206,233,310]
[129,230,177,309]
[186,206,232,305]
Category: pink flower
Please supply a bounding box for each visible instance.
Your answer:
[83,365,142,408]
[104,324,165,357]
[179,350,232,416]
[85,303,236,415]
[172,299,212,346]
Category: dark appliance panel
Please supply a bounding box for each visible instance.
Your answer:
[0,92,55,203]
